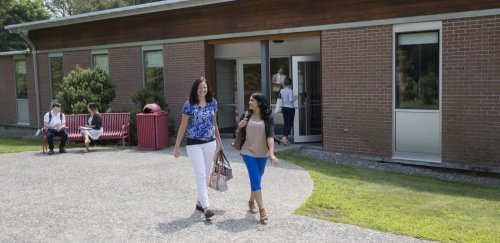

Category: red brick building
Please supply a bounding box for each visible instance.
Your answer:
[2,0,499,171]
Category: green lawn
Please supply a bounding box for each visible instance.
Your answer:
[0,137,78,153]
[278,151,500,243]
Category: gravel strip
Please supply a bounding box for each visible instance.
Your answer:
[297,147,500,188]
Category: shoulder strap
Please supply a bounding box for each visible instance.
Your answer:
[48,112,52,123]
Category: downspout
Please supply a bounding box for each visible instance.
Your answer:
[17,30,41,129]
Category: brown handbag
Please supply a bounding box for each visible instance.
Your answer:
[232,111,250,150]
[232,126,246,150]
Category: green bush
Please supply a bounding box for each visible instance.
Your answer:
[57,65,116,114]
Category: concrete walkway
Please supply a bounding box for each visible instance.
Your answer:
[0,139,426,242]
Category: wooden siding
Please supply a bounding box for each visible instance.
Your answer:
[29,0,500,50]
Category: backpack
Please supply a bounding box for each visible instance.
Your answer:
[48,112,63,123]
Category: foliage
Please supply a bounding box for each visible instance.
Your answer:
[131,87,167,111]
[126,87,175,146]
[45,0,164,16]
[279,151,500,243]
[0,0,52,51]
[56,65,116,114]
[419,72,438,105]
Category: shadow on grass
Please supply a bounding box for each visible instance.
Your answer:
[278,150,500,202]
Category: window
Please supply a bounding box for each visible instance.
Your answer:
[396,31,439,109]
[49,56,63,100]
[92,53,109,74]
[15,60,27,99]
[143,50,164,94]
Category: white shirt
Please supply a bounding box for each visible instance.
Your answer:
[43,111,66,129]
[280,87,297,108]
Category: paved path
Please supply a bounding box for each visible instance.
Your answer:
[0,139,426,242]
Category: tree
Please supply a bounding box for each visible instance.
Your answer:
[57,65,116,114]
[0,0,52,51]
[45,0,164,17]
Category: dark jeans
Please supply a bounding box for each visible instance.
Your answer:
[46,129,68,150]
[282,107,295,137]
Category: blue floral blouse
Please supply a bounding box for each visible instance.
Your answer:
[182,99,218,141]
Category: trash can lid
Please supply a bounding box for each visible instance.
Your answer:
[143,103,161,113]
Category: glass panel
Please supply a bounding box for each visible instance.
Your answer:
[144,51,164,94]
[270,58,289,102]
[92,54,109,74]
[50,56,63,99]
[396,31,439,109]
[15,60,27,99]
[243,63,261,111]
[297,61,321,136]
[215,60,237,133]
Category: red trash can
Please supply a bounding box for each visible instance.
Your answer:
[137,103,169,150]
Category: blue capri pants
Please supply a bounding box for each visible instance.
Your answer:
[242,155,268,191]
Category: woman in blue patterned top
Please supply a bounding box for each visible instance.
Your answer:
[173,77,223,219]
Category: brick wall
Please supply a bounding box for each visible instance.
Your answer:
[164,41,206,127]
[63,50,90,74]
[25,55,37,126]
[108,46,143,110]
[321,26,393,157]
[37,53,52,113]
[442,16,500,167]
[0,56,16,124]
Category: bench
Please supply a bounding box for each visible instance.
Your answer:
[42,113,131,152]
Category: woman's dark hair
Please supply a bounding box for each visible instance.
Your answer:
[250,92,272,120]
[88,102,98,112]
[189,78,213,105]
[284,77,292,86]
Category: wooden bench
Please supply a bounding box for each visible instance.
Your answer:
[42,113,131,152]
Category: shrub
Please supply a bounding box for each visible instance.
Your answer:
[57,65,116,114]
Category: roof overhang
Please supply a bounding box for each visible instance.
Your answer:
[0,50,30,56]
[5,0,234,33]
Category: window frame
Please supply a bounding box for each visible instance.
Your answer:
[393,22,442,111]
[91,49,109,74]
[142,46,164,94]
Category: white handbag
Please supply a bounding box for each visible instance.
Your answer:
[274,97,282,113]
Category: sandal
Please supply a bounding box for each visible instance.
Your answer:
[259,208,268,222]
[248,200,258,214]
[84,139,90,152]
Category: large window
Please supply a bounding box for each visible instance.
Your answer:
[49,56,63,100]
[396,31,439,109]
[143,50,164,94]
[92,53,109,74]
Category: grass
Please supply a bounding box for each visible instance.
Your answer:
[278,150,500,243]
[0,137,79,153]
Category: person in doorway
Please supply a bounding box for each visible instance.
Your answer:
[237,92,279,222]
[279,78,298,145]
[80,102,103,152]
[43,102,67,154]
[271,66,287,97]
[173,77,223,219]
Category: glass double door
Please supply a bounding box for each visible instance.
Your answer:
[234,56,321,143]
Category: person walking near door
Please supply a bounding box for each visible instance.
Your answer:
[280,78,297,145]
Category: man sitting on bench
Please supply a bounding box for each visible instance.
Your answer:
[43,102,68,154]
